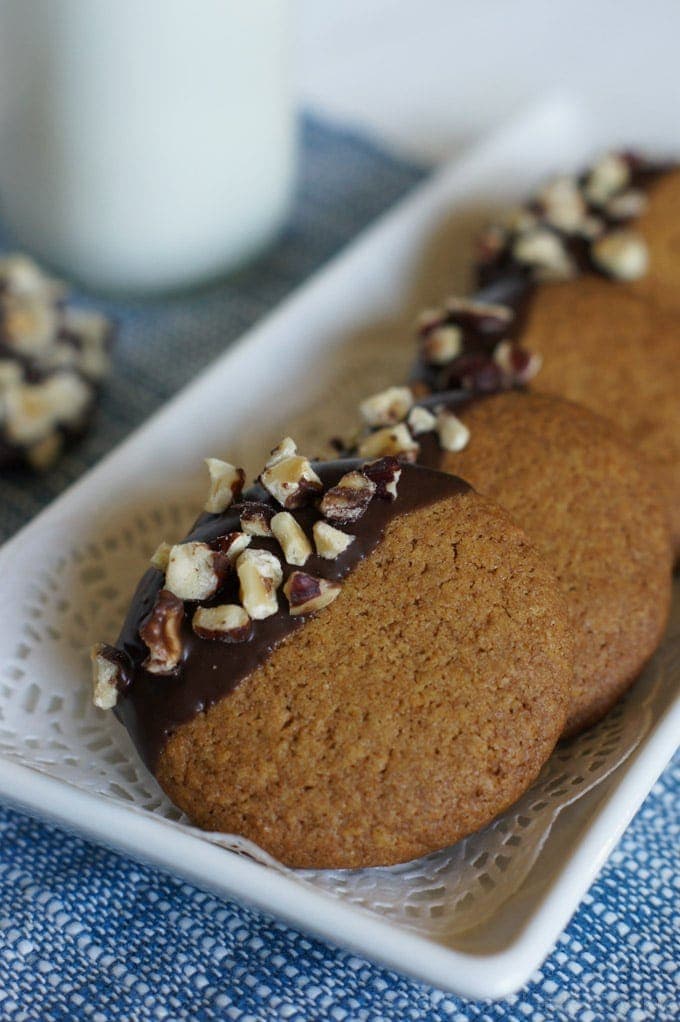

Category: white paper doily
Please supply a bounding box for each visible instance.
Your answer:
[0,496,677,939]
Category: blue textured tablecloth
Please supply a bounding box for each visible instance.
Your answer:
[0,118,678,1021]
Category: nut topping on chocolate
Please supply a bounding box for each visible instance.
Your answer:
[584,153,631,206]
[421,325,462,365]
[215,530,251,564]
[537,176,587,233]
[271,511,313,566]
[192,604,252,643]
[0,253,65,301]
[605,189,648,221]
[359,386,413,427]
[313,520,355,560]
[283,571,342,617]
[407,405,437,435]
[4,374,92,445]
[150,541,172,572]
[236,548,283,620]
[90,445,422,710]
[320,469,377,524]
[512,228,576,281]
[165,541,228,601]
[0,253,114,471]
[139,590,185,675]
[362,456,402,500]
[357,423,420,462]
[266,436,297,464]
[493,341,543,384]
[260,437,323,509]
[203,458,246,514]
[436,410,470,453]
[591,230,649,281]
[91,643,131,709]
[239,501,275,537]
[2,295,59,357]
[474,151,658,291]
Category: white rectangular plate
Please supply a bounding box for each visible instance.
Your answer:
[0,97,678,999]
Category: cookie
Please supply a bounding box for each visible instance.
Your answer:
[470,155,680,555]
[92,442,573,869]
[0,253,113,470]
[517,277,680,555]
[357,386,671,736]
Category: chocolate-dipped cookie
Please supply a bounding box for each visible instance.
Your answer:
[92,440,573,869]
[356,386,672,736]
[463,155,680,555]
[0,254,113,470]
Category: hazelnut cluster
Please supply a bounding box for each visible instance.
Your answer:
[91,440,402,707]
[355,383,472,463]
[416,297,542,394]
[477,152,652,285]
[0,254,113,469]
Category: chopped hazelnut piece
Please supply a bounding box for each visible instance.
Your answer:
[91,643,130,709]
[150,541,172,572]
[61,306,110,345]
[139,590,185,674]
[408,405,437,435]
[320,470,376,524]
[359,386,413,427]
[266,436,298,465]
[538,176,586,233]
[236,548,283,619]
[584,153,630,206]
[260,437,323,509]
[493,341,543,383]
[2,294,58,356]
[421,325,462,365]
[192,604,252,642]
[283,571,341,616]
[4,373,91,445]
[0,253,64,300]
[605,189,648,221]
[165,541,225,601]
[436,410,470,453]
[59,307,113,382]
[592,230,648,281]
[357,423,419,462]
[239,501,275,537]
[362,456,402,500]
[313,520,354,560]
[215,530,251,563]
[512,229,575,281]
[203,458,246,514]
[271,511,313,566]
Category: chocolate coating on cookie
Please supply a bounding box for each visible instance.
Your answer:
[413,157,680,556]
[414,156,670,395]
[155,481,573,868]
[0,255,114,470]
[113,460,471,769]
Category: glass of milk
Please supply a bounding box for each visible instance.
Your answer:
[0,0,294,293]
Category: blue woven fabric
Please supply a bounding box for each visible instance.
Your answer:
[0,118,678,1020]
